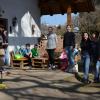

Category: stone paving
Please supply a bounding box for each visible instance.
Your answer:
[0,69,100,100]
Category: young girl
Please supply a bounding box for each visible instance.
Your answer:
[59,49,68,71]
[80,32,92,83]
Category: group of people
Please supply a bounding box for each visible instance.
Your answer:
[14,43,39,68]
[46,25,100,84]
[1,24,98,84]
[0,23,99,84]
[46,26,78,71]
[80,32,100,83]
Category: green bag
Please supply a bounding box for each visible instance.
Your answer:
[14,54,23,59]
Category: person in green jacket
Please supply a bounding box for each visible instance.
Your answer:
[31,44,39,58]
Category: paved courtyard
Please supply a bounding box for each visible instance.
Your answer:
[0,69,100,100]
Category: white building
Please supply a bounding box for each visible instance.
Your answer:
[0,0,41,48]
[0,0,41,65]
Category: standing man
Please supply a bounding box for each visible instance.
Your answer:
[46,26,57,69]
[63,25,75,72]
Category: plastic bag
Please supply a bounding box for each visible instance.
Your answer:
[59,51,67,59]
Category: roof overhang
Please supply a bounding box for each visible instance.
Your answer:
[39,0,95,15]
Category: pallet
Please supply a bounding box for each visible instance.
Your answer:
[32,58,60,69]
[32,58,47,69]
[11,58,29,69]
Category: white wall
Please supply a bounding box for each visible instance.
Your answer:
[0,0,41,65]
[0,0,41,47]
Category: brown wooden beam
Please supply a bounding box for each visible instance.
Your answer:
[67,6,72,26]
[39,0,95,15]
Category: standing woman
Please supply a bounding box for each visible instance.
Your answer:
[80,32,92,83]
[94,38,100,83]
[46,27,57,69]
[90,33,98,66]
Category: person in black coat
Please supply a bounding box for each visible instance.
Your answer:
[94,38,100,82]
[90,33,98,65]
[63,25,75,72]
[80,32,92,83]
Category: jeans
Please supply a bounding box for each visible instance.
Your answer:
[95,60,100,78]
[65,46,74,67]
[82,52,90,79]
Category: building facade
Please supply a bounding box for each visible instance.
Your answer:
[0,0,41,65]
[0,0,41,46]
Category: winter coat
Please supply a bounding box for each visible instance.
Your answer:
[97,39,100,59]
[80,39,92,55]
[63,32,75,48]
[46,33,57,49]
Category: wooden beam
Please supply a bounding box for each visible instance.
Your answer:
[39,0,95,15]
[67,6,72,26]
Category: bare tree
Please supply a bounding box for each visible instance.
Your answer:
[79,5,100,37]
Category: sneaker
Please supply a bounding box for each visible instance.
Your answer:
[48,67,52,70]
[81,78,91,84]
[74,73,91,84]
[48,64,52,67]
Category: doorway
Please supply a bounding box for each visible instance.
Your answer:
[0,18,8,48]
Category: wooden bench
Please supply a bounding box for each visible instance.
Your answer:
[32,57,60,69]
[10,52,29,69]
[32,58,47,69]
[10,50,60,69]
[43,58,60,68]
[11,58,29,69]
[54,58,60,67]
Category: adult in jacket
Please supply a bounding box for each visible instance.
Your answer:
[63,25,75,72]
[46,27,57,69]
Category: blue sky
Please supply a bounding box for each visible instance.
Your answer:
[41,14,67,25]
[41,13,78,25]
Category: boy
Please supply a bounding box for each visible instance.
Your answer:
[23,43,32,68]
[31,44,39,58]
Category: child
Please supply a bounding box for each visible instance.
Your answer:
[23,43,32,57]
[31,44,39,58]
[14,46,23,59]
[23,43,32,68]
[73,44,80,73]
[19,45,25,56]
[59,49,68,71]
